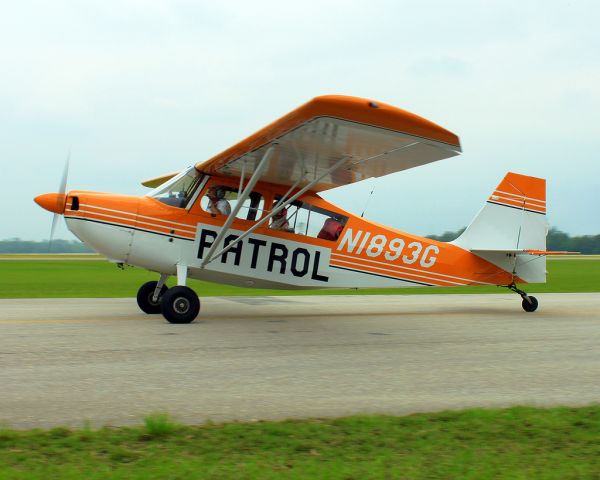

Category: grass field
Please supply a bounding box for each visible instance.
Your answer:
[1,407,599,479]
[1,257,598,298]
[2,260,599,478]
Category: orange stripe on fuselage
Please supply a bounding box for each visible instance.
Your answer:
[330,252,494,286]
[330,257,463,286]
[64,186,522,287]
[65,194,198,240]
[331,216,519,287]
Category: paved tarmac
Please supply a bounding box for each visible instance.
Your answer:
[1,293,599,429]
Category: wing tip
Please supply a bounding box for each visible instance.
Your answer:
[308,94,461,148]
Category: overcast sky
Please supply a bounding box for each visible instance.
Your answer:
[2,0,599,241]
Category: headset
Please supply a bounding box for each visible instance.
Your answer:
[209,186,226,199]
[215,187,226,200]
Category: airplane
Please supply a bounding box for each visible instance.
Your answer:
[34,95,560,324]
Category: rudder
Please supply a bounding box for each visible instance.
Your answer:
[452,172,548,283]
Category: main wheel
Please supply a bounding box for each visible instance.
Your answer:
[137,281,168,314]
[522,296,539,312]
[160,286,200,324]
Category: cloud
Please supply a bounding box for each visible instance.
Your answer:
[2,0,600,239]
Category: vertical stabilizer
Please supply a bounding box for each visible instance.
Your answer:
[453,172,548,283]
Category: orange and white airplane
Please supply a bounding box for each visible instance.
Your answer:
[35,95,556,323]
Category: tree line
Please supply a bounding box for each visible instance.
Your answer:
[0,238,94,253]
[427,227,600,254]
[1,228,599,253]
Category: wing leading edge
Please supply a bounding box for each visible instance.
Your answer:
[195,95,461,192]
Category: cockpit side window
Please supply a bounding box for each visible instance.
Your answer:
[270,195,348,241]
[199,184,265,221]
[147,167,205,209]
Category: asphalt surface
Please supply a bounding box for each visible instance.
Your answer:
[1,293,599,429]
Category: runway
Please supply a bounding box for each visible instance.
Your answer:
[1,293,599,429]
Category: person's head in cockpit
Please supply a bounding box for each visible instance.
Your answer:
[206,186,231,216]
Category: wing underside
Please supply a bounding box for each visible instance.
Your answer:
[195,96,461,191]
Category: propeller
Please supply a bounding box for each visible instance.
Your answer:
[49,152,70,251]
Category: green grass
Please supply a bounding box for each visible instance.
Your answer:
[142,413,178,438]
[0,406,599,479]
[1,258,598,298]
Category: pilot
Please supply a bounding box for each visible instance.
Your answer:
[206,186,231,216]
[317,217,343,241]
[270,204,294,233]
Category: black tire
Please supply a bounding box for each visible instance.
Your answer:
[522,296,539,312]
[160,286,200,324]
[137,281,168,314]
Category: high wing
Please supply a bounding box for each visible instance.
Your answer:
[194,95,461,191]
[142,171,180,188]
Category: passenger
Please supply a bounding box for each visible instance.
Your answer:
[317,217,343,241]
[206,186,231,216]
[270,205,294,233]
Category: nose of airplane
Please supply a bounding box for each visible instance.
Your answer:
[34,193,67,214]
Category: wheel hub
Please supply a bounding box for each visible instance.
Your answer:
[148,293,160,306]
[173,297,190,314]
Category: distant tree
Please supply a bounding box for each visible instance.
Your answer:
[426,228,466,242]
[547,227,600,254]
[0,238,94,254]
[3,227,600,254]
[546,227,571,251]
[426,227,600,254]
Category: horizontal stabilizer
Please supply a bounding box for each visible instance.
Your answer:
[523,250,579,256]
[471,249,578,256]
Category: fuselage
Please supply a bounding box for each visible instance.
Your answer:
[61,174,518,290]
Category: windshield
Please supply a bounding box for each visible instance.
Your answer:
[147,166,204,208]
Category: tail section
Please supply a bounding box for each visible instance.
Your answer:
[453,172,548,283]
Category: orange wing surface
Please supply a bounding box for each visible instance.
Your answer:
[195,95,461,191]
[141,171,180,188]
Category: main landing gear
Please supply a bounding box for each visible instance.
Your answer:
[506,283,539,312]
[135,267,200,324]
[160,286,200,324]
[136,280,168,314]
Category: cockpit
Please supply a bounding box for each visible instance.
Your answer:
[146,166,204,208]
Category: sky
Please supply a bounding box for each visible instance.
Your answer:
[2,0,599,241]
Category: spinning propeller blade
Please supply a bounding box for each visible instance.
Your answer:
[48,153,70,251]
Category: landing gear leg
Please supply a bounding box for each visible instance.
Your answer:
[136,273,169,314]
[506,283,538,312]
[160,264,200,324]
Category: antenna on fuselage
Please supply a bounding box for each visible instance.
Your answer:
[360,177,377,218]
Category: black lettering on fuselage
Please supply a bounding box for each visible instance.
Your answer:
[311,251,329,282]
[291,248,309,277]
[196,227,329,283]
[248,238,267,268]
[221,234,241,266]
[267,242,288,274]
[198,229,217,259]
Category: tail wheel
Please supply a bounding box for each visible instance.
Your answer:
[137,281,168,314]
[522,296,539,312]
[160,286,200,324]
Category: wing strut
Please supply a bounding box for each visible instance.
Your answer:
[199,145,276,268]
[238,159,246,196]
[201,154,350,267]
